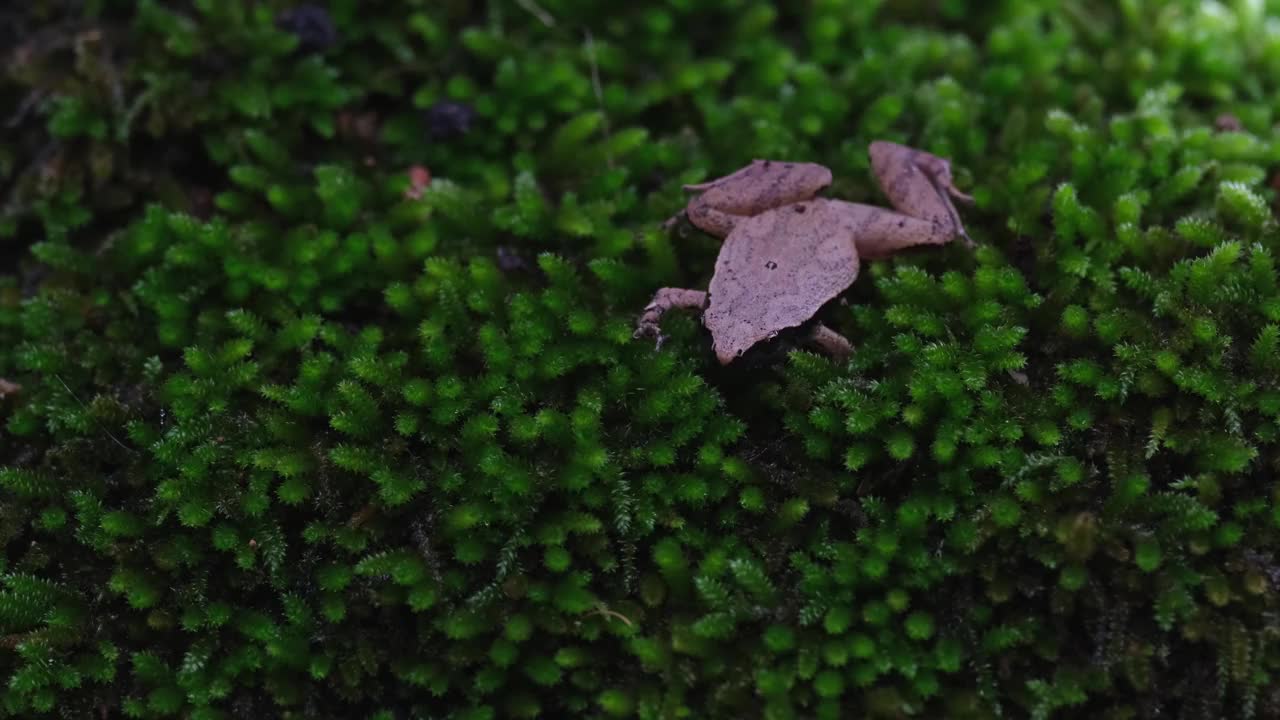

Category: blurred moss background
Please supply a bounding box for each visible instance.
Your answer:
[2,1,1280,718]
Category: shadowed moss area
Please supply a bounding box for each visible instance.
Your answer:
[2,1,1280,718]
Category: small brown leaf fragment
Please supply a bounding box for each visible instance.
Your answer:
[348,503,378,529]
[1215,113,1243,133]
[0,379,21,398]
[337,110,380,142]
[589,603,634,627]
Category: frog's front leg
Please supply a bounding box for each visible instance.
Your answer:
[849,141,975,259]
[634,287,708,349]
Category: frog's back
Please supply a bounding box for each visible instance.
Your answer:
[703,198,860,364]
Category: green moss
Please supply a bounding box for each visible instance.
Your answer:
[3,0,1280,718]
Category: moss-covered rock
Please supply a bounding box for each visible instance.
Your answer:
[2,1,1280,718]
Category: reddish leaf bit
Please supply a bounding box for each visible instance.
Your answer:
[404,165,432,200]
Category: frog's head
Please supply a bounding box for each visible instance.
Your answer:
[705,310,781,366]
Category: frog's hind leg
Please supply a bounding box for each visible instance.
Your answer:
[663,164,764,232]
[684,201,740,238]
[634,288,708,349]
[670,160,833,238]
[828,201,958,261]
[868,141,974,250]
[804,323,853,361]
[663,199,741,237]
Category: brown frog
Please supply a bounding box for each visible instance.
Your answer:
[635,141,974,364]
